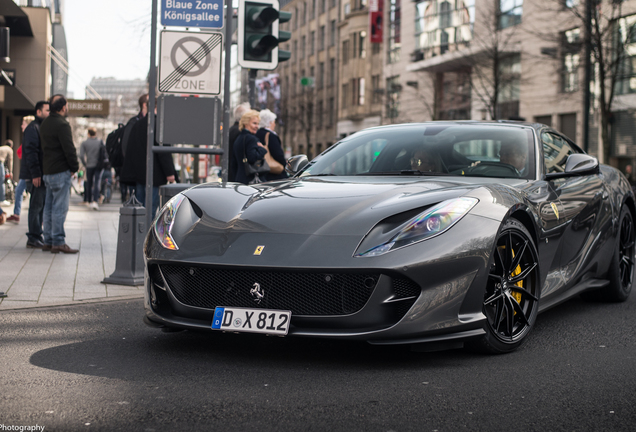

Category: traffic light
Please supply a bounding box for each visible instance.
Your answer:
[238,0,292,70]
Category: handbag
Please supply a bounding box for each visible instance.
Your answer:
[263,132,285,175]
[243,138,270,184]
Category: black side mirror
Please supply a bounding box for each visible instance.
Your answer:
[546,154,599,180]
[286,155,309,175]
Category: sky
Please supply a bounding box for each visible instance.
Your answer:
[63,0,153,99]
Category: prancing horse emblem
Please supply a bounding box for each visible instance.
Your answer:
[250,282,265,304]
[550,202,560,220]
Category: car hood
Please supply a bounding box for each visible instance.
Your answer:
[150,176,526,264]
[180,177,517,237]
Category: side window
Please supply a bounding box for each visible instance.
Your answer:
[542,132,575,174]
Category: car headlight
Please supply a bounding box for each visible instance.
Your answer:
[356,197,478,257]
[153,194,186,250]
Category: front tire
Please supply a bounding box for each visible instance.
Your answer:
[468,219,540,354]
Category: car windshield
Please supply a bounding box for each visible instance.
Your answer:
[301,124,536,180]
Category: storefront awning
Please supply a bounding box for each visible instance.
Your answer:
[0,0,33,37]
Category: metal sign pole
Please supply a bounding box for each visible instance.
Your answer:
[146,0,159,234]
[221,2,233,185]
[248,69,257,107]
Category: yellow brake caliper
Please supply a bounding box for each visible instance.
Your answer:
[498,246,523,307]
[510,248,523,305]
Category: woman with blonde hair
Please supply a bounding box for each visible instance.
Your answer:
[231,110,268,184]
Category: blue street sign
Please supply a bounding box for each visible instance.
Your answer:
[162,0,224,29]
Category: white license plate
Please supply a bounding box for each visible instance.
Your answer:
[211,307,291,335]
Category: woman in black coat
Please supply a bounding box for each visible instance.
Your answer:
[256,109,288,182]
[232,110,268,185]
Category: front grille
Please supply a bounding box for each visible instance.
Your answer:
[159,264,380,316]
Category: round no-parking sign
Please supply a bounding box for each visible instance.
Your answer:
[158,30,223,95]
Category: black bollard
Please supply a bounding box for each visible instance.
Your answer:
[102,196,146,286]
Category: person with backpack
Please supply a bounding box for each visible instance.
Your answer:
[107,93,147,202]
[120,97,175,217]
[79,127,107,211]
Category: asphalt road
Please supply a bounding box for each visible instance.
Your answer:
[1,294,635,432]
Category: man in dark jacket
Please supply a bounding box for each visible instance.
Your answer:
[117,93,148,202]
[120,107,175,217]
[39,95,80,254]
[21,100,50,248]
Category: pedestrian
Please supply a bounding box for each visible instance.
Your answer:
[118,94,148,202]
[99,165,113,204]
[232,110,267,185]
[0,139,13,206]
[39,94,80,254]
[6,116,34,223]
[20,102,49,248]
[228,102,250,182]
[256,109,288,182]
[120,98,176,217]
[79,127,105,210]
[0,205,5,225]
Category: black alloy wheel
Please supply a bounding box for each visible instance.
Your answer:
[468,218,540,354]
[583,206,635,302]
[615,208,635,294]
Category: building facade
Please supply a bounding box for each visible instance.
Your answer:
[1,0,67,178]
[274,0,342,159]
[245,0,636,171]
[88,77,148,125]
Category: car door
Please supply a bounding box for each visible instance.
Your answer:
[542,130,611,296]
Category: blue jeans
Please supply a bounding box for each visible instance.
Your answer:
[43,171,72,246]
[26,180,46,244]
[13,179,26,215]
[135,183,160,218]
[84,167,103,203]
[120,183,135,203]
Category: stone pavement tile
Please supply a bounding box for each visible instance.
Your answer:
[13,256,53,286]
[0,251,33,291]
[0,229,26,257]
[0,300,39,309]
[75,252,107,284]
[37,296,75,304]
[106,286,144,297]
[74,290,108,301]
[4,289,41,301]
[40,284,74,296]
[7,284,42,293]
[44,259,79,288]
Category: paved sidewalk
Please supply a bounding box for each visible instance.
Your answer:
[0,189,144,310]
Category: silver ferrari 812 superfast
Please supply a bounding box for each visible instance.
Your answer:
[143,121,634,353]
